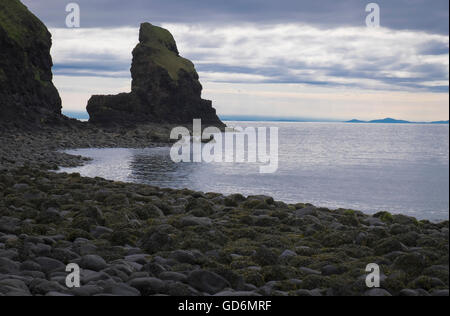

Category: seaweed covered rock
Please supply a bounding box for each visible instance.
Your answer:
[87,23,224,127]
[0,0,61,125]
[0,164,449,296]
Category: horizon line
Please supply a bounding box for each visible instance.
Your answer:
[62,111,449,124]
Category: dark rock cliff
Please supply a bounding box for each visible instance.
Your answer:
[87,23,224,127]
[0,0,62,125]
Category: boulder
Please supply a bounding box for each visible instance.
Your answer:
[364,288,392,296]
[187,270,230,295]
[34,257,65,274]
[80,255,108,272]
[128,277,165,295]
[0,257,20,274]
[0,279,31,296]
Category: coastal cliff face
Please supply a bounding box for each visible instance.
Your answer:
[87,23,224,127]
[0,0,62,125]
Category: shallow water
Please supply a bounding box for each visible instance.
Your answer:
[59,122,449,221]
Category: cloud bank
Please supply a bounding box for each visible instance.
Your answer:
[50,23,449,92]
[23,0,449,35]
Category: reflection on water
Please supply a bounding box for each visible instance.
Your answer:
[59,122,449,221]
[129,148,198,188]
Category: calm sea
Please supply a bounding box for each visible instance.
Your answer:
[60,122,449,221]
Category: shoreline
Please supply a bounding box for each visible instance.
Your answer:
[58,146,448,223]
[1,124,448,296]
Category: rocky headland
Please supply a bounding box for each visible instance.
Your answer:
[0,0,449,296]
[87,23,224,128]
[0,0,61,127]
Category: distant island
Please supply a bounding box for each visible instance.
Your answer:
[346,118,449,124]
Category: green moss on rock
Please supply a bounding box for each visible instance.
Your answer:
[374,211,394,224]
[1,165,448,297]
[0,0,62,123]
[299,274,331,290]
[139,23,196,81]
[0,0,47,47]
[393,253,427,276]
[87,22,224,127]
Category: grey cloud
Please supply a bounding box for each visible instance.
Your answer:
[52,52,131,77]
[40,7,447,94]
[23,0,449,34]
[419,40,450,55]
[195,52,449,92]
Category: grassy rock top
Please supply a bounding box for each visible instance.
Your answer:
[0,0,61,125]
[137,23,196,81]
[0,0,48,48]
[86,22,224,127]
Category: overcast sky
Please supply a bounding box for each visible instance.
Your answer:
[22,0,449,121]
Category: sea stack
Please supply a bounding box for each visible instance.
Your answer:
[0,0,62,125]
[87,23,224,127]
